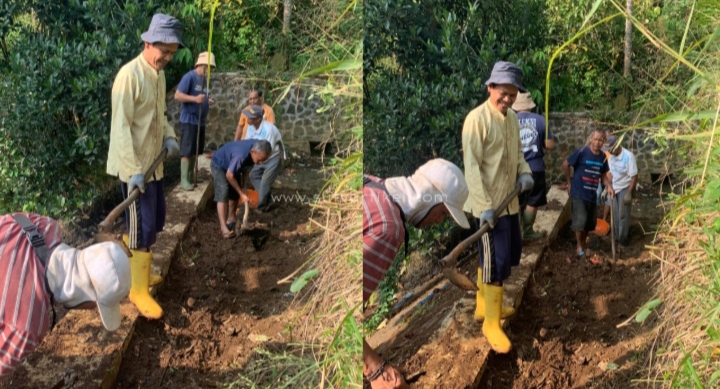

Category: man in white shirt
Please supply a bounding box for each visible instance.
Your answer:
[243,105,286,212]
[603,135,638,247]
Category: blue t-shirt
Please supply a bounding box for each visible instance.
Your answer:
[517,112,552,172]
[177,70,210,125]
[211,139,257,175]
[567,146,609,202]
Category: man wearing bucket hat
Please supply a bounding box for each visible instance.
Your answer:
[462,61,535,354]
[512,92,555,240]
[107,13,184,320]
[562,129,613,263]
[174,52,217,190]
[235,88,276,141]
[241,105,286,213]
[362,159,471,388]
[0,213,130,381]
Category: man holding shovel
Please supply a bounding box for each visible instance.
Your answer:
[363,159,471,388]
[106,13,183,320]
[174,51,216,190]
[462,61,535,354]
[0,213,131,381]
[602,135,637,249]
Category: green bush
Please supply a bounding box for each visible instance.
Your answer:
[364,0,549,178]
[0,0,190,217]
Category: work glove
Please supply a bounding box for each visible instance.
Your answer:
[517,173,534,192]
[480,209,495,229]
[162,137,180,158]
[623,190,633,205]
[128,174,145,194]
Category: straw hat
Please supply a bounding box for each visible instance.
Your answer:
[512,92,536,111]
[195,51,216,68]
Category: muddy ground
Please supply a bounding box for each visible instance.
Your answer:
[480,190,665,389]
[113,182,322,388]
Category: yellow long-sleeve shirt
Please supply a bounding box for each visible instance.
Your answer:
[462,100,532,218]
[106,54,177,182]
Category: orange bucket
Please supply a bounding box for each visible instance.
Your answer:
[593,218,610,236]
[246,189,259,208]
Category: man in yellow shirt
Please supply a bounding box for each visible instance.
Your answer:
[234,89,276,141]
[106,14,183,320]
[462,61,534,354]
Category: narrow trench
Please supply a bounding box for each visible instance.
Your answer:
[113,185,322,388]
[479,188,666,389]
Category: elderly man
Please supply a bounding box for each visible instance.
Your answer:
[240,105,286,213]
[562,129,612,262]
[235,89,276,141]
[363,159,471,389]
[174,51,216,190]
[512,92,555,240]
[211,139,272,238]
[106,13,183,319]
[462,61,535,354]
[602,135,637,248]
[0,213,130,381]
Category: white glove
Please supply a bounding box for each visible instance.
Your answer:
[162,137,180,158]
[517,173,534,192]
[128,174,145,194]
[480,209,495,229]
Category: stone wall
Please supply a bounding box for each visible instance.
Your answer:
[543,112,679,184]
[166,72,337,154]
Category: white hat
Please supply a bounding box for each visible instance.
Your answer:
[46,242,131,331]
[415,159,471,229]
[512,92,536,111]
[195,51,216,67]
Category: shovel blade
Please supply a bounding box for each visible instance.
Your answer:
[442,268,478,291]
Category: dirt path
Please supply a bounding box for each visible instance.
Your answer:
[114,160,325,388]
[480,192,664,389]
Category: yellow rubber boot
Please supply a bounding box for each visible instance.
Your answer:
[483,284,512,353]
[128,249,163,319]
[123,234,162,286]
[474,269,515,321]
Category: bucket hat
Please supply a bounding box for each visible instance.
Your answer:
[141,14,185,48]
[485,61,526,93]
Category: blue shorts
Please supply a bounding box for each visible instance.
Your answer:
[478,214,522,284]
[120,180,166,249]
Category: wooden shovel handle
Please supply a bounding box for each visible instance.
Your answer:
[442,184,522,265]
[98,149,168,232]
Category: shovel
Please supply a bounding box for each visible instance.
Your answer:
[610,193,616,261]
[94,149,168,256]
[440,184,523,291]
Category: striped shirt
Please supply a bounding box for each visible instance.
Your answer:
[0,214,61,380]
[363,176,405,303]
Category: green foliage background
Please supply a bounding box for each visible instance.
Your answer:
[363,0,702,179]
[0,0,351,220]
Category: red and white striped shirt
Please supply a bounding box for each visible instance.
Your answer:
[363,176,405,303]
[0,213,61,380]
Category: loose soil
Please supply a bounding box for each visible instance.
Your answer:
[480,193,665,389]
[114,166,323,388]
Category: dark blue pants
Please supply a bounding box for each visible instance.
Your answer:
[478,213,522,284]
[120,180,166,249]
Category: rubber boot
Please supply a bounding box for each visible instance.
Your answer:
[474,268,515,321]
[128,249,163,319]
[188,157,202,185]
[123,234,162,286]
[180,159,193,191]
[483,284,512,353]
[522,210,543,240]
